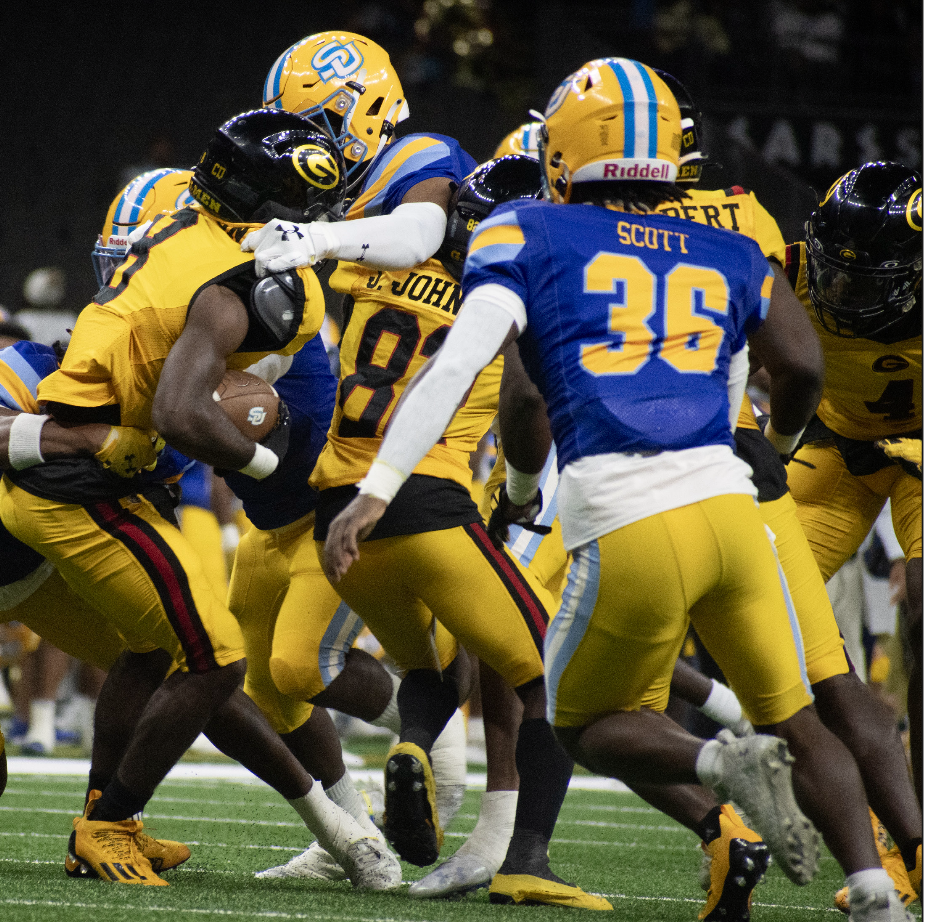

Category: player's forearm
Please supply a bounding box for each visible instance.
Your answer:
[0,412,108,469]
[323,202,448,269]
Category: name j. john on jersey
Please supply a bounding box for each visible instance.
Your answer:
[365,269,462,316]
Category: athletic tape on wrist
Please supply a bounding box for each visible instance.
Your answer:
[763,420,803,456]
[8,413,49,470]
[505,460,542,506]
[358,459,407,503]
[239,442,279,480]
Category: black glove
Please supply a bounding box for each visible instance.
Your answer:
[260,398,291,461]
[486,484,552,551]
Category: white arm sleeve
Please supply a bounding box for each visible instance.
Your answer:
[358,285,524,502]
[728,344,750,433]
[319,201,448,270]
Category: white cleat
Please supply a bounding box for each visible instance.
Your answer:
[408,853,493,899]
[431,708,468,831]
[708,729,821,886]
[848,889,915,922]
[342,836,403,892]
[255,841,345,880]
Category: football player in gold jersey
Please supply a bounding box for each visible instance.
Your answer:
[784,161,922,902]
[0,110,400,890]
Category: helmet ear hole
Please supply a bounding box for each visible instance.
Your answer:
[366,97,385,117]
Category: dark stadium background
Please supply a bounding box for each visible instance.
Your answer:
[0,1,921,318]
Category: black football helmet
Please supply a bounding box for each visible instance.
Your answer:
[652,69,707,184]
[189,109,347,224]
[805,161,922,338]
[437,155,545,282]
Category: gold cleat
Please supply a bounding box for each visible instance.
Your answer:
[489,873,613,910]
[384,742,443,867]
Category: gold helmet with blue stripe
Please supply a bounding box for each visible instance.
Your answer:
[542,58,681,203]
[262,31,408,195]
[494,122,544,161]
[93,168,195,287]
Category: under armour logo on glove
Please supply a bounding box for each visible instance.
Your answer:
[277,224,305,242]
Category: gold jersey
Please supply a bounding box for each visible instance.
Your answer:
[657,186,786,264]
[310,258,503,492]
[785,242,922,440]
[38,208,325,430]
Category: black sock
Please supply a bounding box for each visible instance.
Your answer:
[88,777,149,822]
[697,806,724,845]
[397,668,459,756]
[86,772,110,808]
[900,837,922,871]
[513,717,575,841]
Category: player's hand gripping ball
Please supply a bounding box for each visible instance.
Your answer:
[213,370,281,441]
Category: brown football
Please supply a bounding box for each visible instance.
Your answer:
[213,370,280,441]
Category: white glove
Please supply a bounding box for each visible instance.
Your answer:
[241,220,338,277]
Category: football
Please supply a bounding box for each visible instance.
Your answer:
[213,370,280,441]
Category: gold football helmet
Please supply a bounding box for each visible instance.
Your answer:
[262,31,408,192]
[542,58,681,202]
[494,122,544,161]
[92,168,194,287]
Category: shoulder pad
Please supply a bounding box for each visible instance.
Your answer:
[784,242,803,289]
[239,270,306,354]
[724,185,746,197]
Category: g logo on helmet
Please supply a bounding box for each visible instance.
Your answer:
[906,189,922,232]
[311,40,364,82]
[292,145,340,190]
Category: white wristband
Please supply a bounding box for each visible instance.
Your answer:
[763,419,803,456]
[358,458,407,504]
[8,413,49,470]
[239,442,279,480]
[220,523,241,553]
[505,460,541,506]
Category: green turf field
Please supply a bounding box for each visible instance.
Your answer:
[3,764,916,922]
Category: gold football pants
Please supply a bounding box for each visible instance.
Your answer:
[546,494,812,728]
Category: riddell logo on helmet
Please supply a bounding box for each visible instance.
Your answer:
[602,162,672,180]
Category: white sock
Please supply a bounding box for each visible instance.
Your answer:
[370,672,401,734]
[457,790,518,873]
[847,868,896,893]
[695,738,725,789]
[288,782,370,865]
[699,680,745,730]
[325,771,379,835]
[25,699,56,751]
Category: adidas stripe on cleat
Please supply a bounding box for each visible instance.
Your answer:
[67,821,167,885]
[384,742,443,867]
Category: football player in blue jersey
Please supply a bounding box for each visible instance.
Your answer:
[322,57,913,922]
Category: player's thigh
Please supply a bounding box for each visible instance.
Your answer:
[787,443,887,581]
[410,523,553,688]
[760,491,850,684]
[180,504,228,603]
[546,507,726,728]
[3,485,244,673]
[270,527,364,701]
[889,468,922,562]
[689,496,812,727]
[2,569,129,671]
[316,536,460,675]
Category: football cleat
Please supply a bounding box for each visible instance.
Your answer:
[408,854,494,899]
[135,830,191,873]
[66,790,190,879]
[489,873,613,910]
[706,730,820,886]
[699,804,770,921]
[67,808,168,886]
[341,836,403,891]
[384,742,443,867]
[255,840,353,881]
[847,888,915,922]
